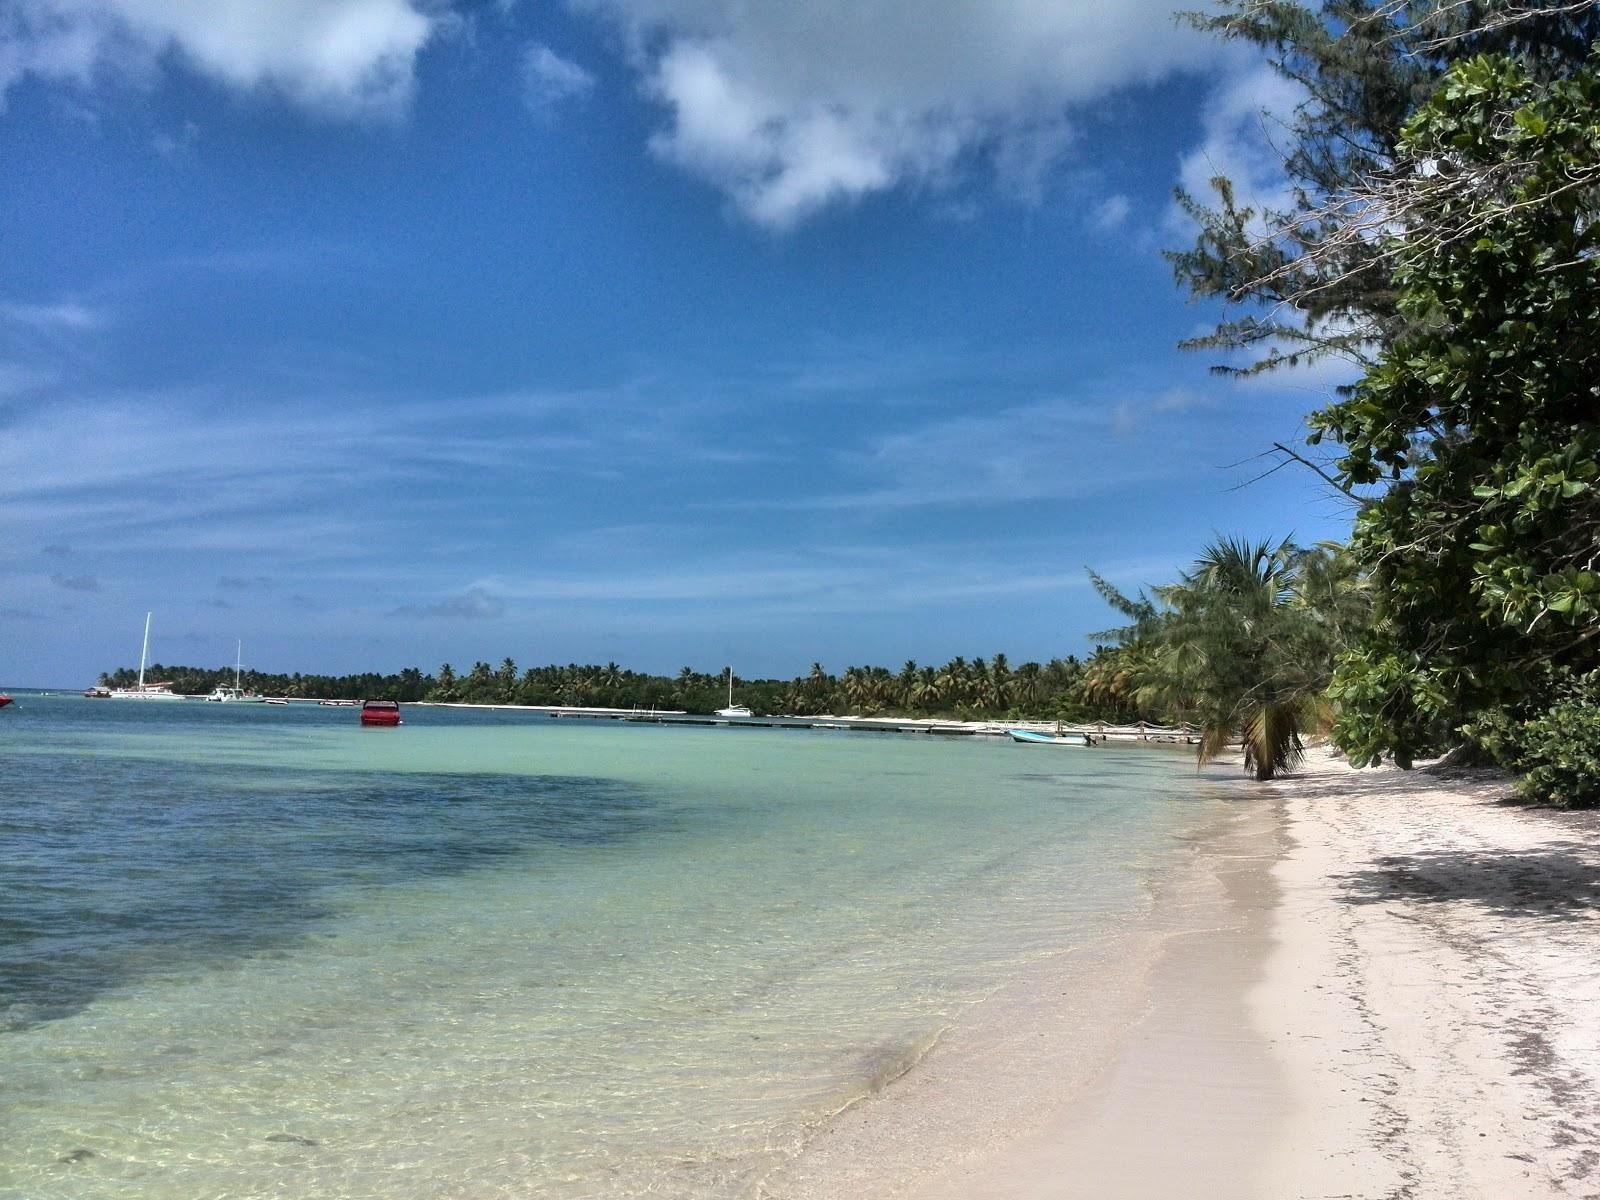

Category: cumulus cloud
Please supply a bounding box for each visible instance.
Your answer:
[573,0,1213,228]
[522,43,594,115]
[0,0,443,117]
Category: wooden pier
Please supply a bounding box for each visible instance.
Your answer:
[419,703,1199,743]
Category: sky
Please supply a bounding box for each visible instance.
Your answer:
[1,0,1360,686]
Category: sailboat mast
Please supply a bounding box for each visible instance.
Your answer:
[727,666,733,707]
[235,640,243,692]
[137,612,151,692]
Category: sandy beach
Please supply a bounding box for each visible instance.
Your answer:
[767,748,1600,1200]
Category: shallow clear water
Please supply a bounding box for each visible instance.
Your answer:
[1,694,1223,1198]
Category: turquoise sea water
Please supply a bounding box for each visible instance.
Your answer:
[1,694,1225,1198]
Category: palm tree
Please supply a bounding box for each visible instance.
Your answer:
[1089,538,1366,780]
[1014,662,1043,709]
[1151,538,1338,780]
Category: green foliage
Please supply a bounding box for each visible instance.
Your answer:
[101,654,1135,721]
[1316,53,1600,767]
[1170,0,1600,375]
[1091,539,1369,779]
[1467,670,1600,808]
[99,663,435,702]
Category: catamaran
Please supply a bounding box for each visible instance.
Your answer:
[110,613,188,700]
[715,666,752,718]
[205,641,265,702]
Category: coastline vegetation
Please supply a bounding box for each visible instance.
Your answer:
[99,655,1151,725]
[1150,1,1600,802]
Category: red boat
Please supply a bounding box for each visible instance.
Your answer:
[0,695,12,708]
[359,699,401,727]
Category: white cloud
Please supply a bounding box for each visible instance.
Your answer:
[1,300,106,329]
[1171,63,1304,232]
[1093,193,1132,231]
[0,0,442,117]
[754,393,1195,511]
[0,360,59,395]
[522,43,594,115]
[573,0,1214,228]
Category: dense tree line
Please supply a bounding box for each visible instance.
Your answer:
[99,655,1151,723]
[422,655,1137,721]
[100,665,434,702]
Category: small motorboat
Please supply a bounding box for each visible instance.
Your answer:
[83,686,112,698]
[1008,728,1094,746]
[0,695,13,708]
[360,699,402,727]
[264,698,290,705]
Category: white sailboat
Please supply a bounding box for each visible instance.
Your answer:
[715,666,752,718]
[206,641,265,702]
[109,613,188,700]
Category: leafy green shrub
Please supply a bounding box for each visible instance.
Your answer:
[1468,670,1600,809]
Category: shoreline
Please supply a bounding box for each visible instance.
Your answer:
[770,748,1600,1199]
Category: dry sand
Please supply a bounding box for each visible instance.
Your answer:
[766,748,1600,1200]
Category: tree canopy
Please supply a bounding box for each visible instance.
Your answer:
[1315,52,1600,770]
[1170,0,1600,377]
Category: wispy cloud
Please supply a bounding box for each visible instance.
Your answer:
[391,586,507,620]
[1,301,106,331]
[522,43,595,116]
[1093,193,1132,231]
[736,394,1192,512]
[0,361,60,395]
[51,572,101,592]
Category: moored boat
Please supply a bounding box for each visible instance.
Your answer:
[714,666,752,718]
[110,614,189,700]
[205,641,265,702]
[1008,728,1094,746]
[360,699,401,726]
[0,695,12,708]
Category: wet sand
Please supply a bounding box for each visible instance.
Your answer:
[769,748,1600,1199]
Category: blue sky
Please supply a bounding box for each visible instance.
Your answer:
[1,1,1358,686]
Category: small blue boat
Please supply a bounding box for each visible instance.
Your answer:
[1008,729,1093,746]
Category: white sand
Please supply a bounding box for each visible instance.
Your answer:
[768,748,1600,1199]
[1256,750,1600,1199]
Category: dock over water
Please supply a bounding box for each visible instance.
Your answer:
[417,703,1199,743]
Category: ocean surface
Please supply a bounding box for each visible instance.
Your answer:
[0,693,1227,1199]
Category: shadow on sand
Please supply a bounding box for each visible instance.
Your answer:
[1335,845,1600,924]
[1273,760,1600,924]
